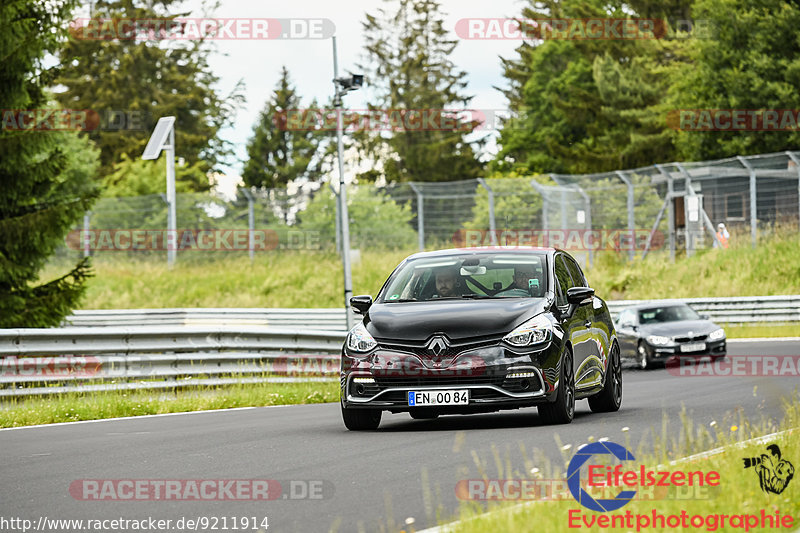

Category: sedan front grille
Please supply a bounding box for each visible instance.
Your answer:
[674,334,708,343]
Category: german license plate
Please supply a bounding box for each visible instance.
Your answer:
[408,390,469,406]
[680,342,706,353]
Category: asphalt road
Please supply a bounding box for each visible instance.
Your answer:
[1,340,798,533]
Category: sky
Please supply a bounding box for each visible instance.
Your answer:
[184,0,529,184]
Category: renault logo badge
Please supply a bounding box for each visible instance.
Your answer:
[427,336,448,355]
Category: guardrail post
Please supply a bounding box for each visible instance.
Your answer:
[409,182,425,251]
[737,156,757,248]
[615,171,635,261]
[477,178,497,245]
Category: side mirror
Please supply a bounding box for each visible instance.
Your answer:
[566,286,595,305]
[350,295,373,314]
[700,313,710,320]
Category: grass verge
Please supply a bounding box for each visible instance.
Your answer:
[0,380,338,428]
[40,232,800,310]
[438,398,800,533]
[724,324,800,339]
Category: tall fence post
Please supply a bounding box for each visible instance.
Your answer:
[82,211,91,258]
[655,164,676,262]
[477,178,497,245]
[738,156,757,248]
[241,188,255,263]
[530,180,549,231]
[550,174,569,230]
[615,170,635,261]
[328,183,341,254]
[571,184,592,268]
[409,182,425,251]
[786,151,800,233]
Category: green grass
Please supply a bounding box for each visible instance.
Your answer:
[42,232,800,311]
[431,398,800,533]
[43,250,411,309]
[586,230,800,300]
[0,380,338,428]
[724,324,800,339]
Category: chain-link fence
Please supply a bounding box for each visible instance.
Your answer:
[63,150,800,266]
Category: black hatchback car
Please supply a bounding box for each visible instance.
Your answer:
[615,302,727,369]
[339,248,622,430]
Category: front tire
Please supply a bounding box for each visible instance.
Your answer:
[538,348,575,424]
[341,403,381,430]
[589,342,622,413]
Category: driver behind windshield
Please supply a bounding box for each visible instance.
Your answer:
[433,267,465,298]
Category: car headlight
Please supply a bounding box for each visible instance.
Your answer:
[503,314,552,347]
[346,323,377,354]
[708,328,725,341]
[646,335,672,346]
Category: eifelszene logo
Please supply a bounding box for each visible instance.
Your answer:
[743,444,794,494]
[566,441,720,512]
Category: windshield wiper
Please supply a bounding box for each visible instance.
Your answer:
[461,294,494,299]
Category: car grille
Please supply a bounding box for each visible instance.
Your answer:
[674,334,708,343]
[375,333,504,356]
[374,375,505,388]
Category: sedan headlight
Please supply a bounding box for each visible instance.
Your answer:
[346,323,377,354]
[708,328,725,341]
[646,335,672,346]
[504,314,552,347]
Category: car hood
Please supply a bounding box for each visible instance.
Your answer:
[638,320,719,338]
[365,298,549,342]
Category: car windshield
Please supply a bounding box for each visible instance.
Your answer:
[638,305,700,324]
[378,253,547,302]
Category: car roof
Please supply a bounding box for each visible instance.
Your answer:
[623,301,693,310]
[404,247,560,261]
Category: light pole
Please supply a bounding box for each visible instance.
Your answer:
[331,36,363,330]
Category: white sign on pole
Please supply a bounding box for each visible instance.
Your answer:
[142,117,177,267]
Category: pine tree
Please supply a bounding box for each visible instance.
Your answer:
[672,0,800,160]
[359,0,484,183]
[0,0,99,327]
[494,0,691,174]
[55,0,243,184]
[242,67,322,189]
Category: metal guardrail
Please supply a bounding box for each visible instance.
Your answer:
[0,326,345,397]
[64,295,800,328]
[64,308,350,330]
[2,295,797,398]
